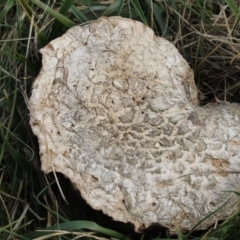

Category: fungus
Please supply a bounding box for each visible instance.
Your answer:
[29,17,240,232]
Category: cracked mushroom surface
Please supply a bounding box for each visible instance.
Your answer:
[29,17,240,232]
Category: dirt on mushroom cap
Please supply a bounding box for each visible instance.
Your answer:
[29,17,240,233]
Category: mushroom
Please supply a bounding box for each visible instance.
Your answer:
[29,17,240,233]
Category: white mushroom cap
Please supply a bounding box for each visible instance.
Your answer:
[29,17,240,232]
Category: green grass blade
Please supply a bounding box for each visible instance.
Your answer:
[177,0,203,17]
[0,50,37,73]
[169,0,179,34]
[147,1,164,27]
[184,201,239,239]
[78,0,96,5]
[80,5,107,18]
[70,5,89,22]
[21,220,126,239]
[224,0,240,18]
[101,0,123,16]
[116,0,125,15]
[5,141,31,172]
[130,0,148,24]
[0,0,14,24]
[17,0,48,46]
[224,190,240,197]
[207,207,240,238]
[145,0,170,37]
[0,219,20,234]
[0,77,18,166]
[0,98,8,107]
[176,228,183,240]
[48,0,75,41]
[30,0,76,28]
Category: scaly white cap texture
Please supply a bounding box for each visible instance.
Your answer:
[29,17,240,232]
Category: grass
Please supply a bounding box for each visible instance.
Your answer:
[1,0,240,239]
